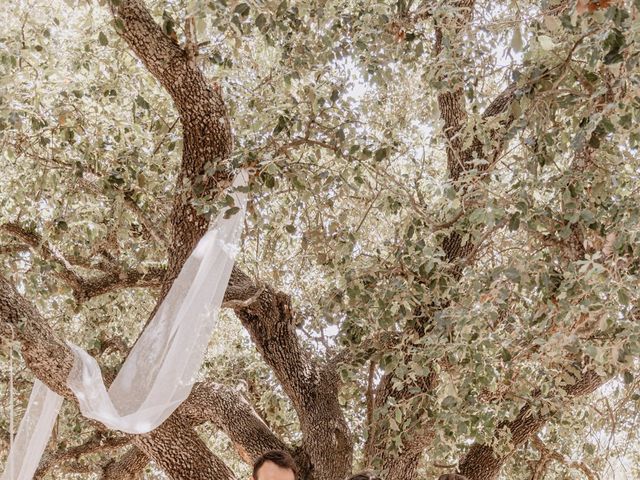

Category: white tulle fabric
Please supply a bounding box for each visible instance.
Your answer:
[2,171,248,479]
[1,381,62,480]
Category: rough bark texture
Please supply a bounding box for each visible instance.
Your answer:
[178,382,292,462]
[102,448,149,480]
[110,0,233,304]
[224,268,353,480]
[136,416,235,480]
[458,369,604,480]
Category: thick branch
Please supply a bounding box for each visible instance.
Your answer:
[5,1,244,479]
[179,382,287,452]
[434,0,475,183]
[223,267,352,480]
[0,275,235,480]
[110,0,233,304]
[96,377,299,478]
[78,266,165,301]
[136,415,235,480]
[178,382,298,467]
[458,369,605,480]
[101,448,149,480]
[1,222,86,297]
[34,434,131,479]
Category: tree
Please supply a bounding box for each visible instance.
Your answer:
[1,0,639,479]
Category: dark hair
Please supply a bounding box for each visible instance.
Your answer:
[253,450,298,479]
[346,471,381,480]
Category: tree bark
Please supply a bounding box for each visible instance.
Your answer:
[178,382,291,462]
[224,268,352,480]
[109,0,233,305]
[458,369,604,480]
[0,275,237,480]
[102,448,149,480]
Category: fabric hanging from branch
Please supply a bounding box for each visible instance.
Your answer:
[1,171,248,480]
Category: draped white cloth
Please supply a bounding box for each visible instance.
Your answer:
[1,381,62,480]
[2,171,248,480]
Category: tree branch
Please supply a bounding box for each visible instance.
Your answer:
[458,369,606,480]
[0,274,236,480]
[0,243,29,255]
[223,267,352,480]
[34,434,131,479]
[529,435,599,480]
[110,0,234,305]
[178,382,298,467]
[101,447,149,480]
[1,222,87,297]
[1,222,166,301]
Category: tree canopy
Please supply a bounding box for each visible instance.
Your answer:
[1,0,640,479]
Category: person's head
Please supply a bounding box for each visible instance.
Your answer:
[346,471,381,480]
[251,450,298,480]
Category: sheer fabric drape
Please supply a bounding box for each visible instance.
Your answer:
[2,171,248,480]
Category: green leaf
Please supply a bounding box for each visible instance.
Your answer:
[273,115,287,135]
[501,348,512,362]
[223,206,240,219]
[98,31,108,46]
[538,35,556,51]
[618,288,629,305]
[374,148,388,162]
[264,175,275,189]
[234,3,250,16]
[135,95,150,109]
[603,29,625,65]
[255,13,267,30]
[441,395,458,408]
[508,213,520,231]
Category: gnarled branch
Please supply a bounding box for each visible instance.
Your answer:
[223,267,353,480]
[458,369,605,480]
[1,222,166,301]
